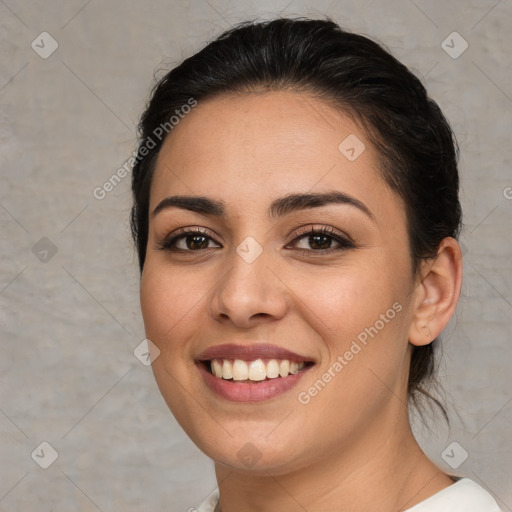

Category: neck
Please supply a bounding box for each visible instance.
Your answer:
[214,411,453,512]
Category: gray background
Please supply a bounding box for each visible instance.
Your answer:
[0,0,511,510]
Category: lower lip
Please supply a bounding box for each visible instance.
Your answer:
[197,362,311,402]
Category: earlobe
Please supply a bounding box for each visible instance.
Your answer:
[408,237,463,347]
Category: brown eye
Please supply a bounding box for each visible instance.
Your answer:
[306,234,333,250]
[180,234,210,250]
[288,226,355,253]
[158,228,221,252]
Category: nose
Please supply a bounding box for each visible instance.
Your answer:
[209,243,288,328]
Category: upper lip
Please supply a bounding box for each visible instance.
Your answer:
[197,343,314,362]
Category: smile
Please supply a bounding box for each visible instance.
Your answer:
[209,358,307,381]
[196,343,315,402]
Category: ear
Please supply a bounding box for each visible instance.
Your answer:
[408,237,463,347]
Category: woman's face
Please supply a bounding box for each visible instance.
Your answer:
[140,91,418,474]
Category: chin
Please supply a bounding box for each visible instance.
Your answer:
[189,429,314,476]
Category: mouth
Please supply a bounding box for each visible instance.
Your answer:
[201,358,313,383]
[195,344,315,402]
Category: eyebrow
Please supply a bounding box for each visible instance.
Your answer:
[152,191,375,221]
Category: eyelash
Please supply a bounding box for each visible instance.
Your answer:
[157,225,356,256]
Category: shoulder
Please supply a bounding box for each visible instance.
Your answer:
[195,488,220,512]
[405,477,503,512]
[195,479,502,512]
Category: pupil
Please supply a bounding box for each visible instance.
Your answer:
[188,235,208,250]
[310,235,330,249]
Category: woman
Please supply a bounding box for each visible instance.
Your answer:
[130,17,502,511]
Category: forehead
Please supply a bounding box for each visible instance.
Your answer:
[150,91,400,222]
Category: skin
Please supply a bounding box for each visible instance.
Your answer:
[139,90,463,512]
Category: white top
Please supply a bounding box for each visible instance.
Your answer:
[195,478,502,511]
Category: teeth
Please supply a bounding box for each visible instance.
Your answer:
[212,359,223,378]
[279,360,290,377]
[232,359,249,381]
[248,359,267,381]
[210,359,306,381]
[222,359,233,379]
[266,359,280,379]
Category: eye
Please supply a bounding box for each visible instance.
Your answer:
[157,225,355,255]
[157,228,221,252]
[287,225,355,254]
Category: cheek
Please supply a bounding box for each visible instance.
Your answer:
[298,259,404,342]
[294,256,412,399]
[260,259,413,466]
[139,264,209,431]
[139,264,203,354]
